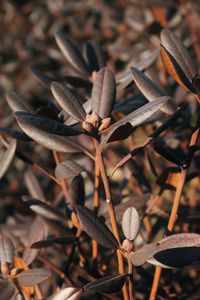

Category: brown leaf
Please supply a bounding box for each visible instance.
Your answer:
[76,205,119,249]
[0,139,17,179]
[91,67,116,119]
[55,31,91,76]
[83,274,127,294]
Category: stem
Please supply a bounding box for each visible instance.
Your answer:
[93,138,129,300]
[149,267,162,300]
[149,118,200,300]
[53,151,68,200]
[128,256,134,300]
[92,156,100,260]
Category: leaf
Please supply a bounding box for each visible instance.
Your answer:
[0,127,31,142]
[83,274,127,294]
[101,96,174,146]
[13,256,34,299]
[130,243,157,266]
[22,197,67,224]
[31,236,76,249]
[0,139,17,179]
[160,29,196,82]
[75,205,119,249]
[6,91,33,113]
[150,233,200,268]
[15,111,80,136]
[122,207,140,241]
[22,218,47,265]
[55,30,91,76]
[51,287,82,300]
[51,82,86,122]
[64,75,93,89]
[17,268,51,287]
[31,67,55,88]
[91,67,116,119]
[0,231,15,264]
[160,29,196,93]
[67,175,85,210]
[102,194,150,227]
[15,112,83,153]
[25,168,46,201]
[117,49,159,91]
[55,160,85,182]
[131,67,177,114]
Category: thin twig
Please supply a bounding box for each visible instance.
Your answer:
[93,138,129,300]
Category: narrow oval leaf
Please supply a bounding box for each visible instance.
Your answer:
[91,67,116,119]
[83,274,127,294]
[55,160,85,182]
[160,29,196,82]
[31,236,76,249]
[75,205,119,249]
[101,96,174,146]
[156,233,200,251]
[31,67,55,88]
[160,29,197,93]
[0,232,15,264]
[0,139,16,179]
[22,197,67,224]
[160,46,196,93]
[15,113,83,153]
[131,67,177,114]
[22,218,47,265]
[130,243,157,266]
[6,91,33,113]
[67,175,85,210]
[83,41,103,72]
[122,207,140,241]
[15,111,80,136]
[51,287,82,300]
[17,268,51,287]
[55,31,91,76]
[153,247,200,268]
[51,82,86,122]
[25,168,46,202]
[0,127,31,142]
[64,75,93,89]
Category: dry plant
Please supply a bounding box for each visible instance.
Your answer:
[0,1,200,299]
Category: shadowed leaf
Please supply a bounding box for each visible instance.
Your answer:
[55,31,91,76]
[0,231,15,264]
[31,67,55,88]
[51,82,86,122]
[67,175,85,210]
[17,268,51,286]
[31,236,76,249]
[131,67,177,114]
[130,243,157,266]
[6,91,33,113]
[76,205,119,249]
[91,67,116,119]
[160,29,197,93]
[0,127,31,142]
[22,218,47,265]
[64,75,93,89]
[22,197,67,224]
[122,207,140,241]
[83,274,127,294]
[15,112,83,153]
[55,160,85,182]
[51,287,82,300]
[0,139,17,179]
[15,111,81,136]
[101,96,174,146]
